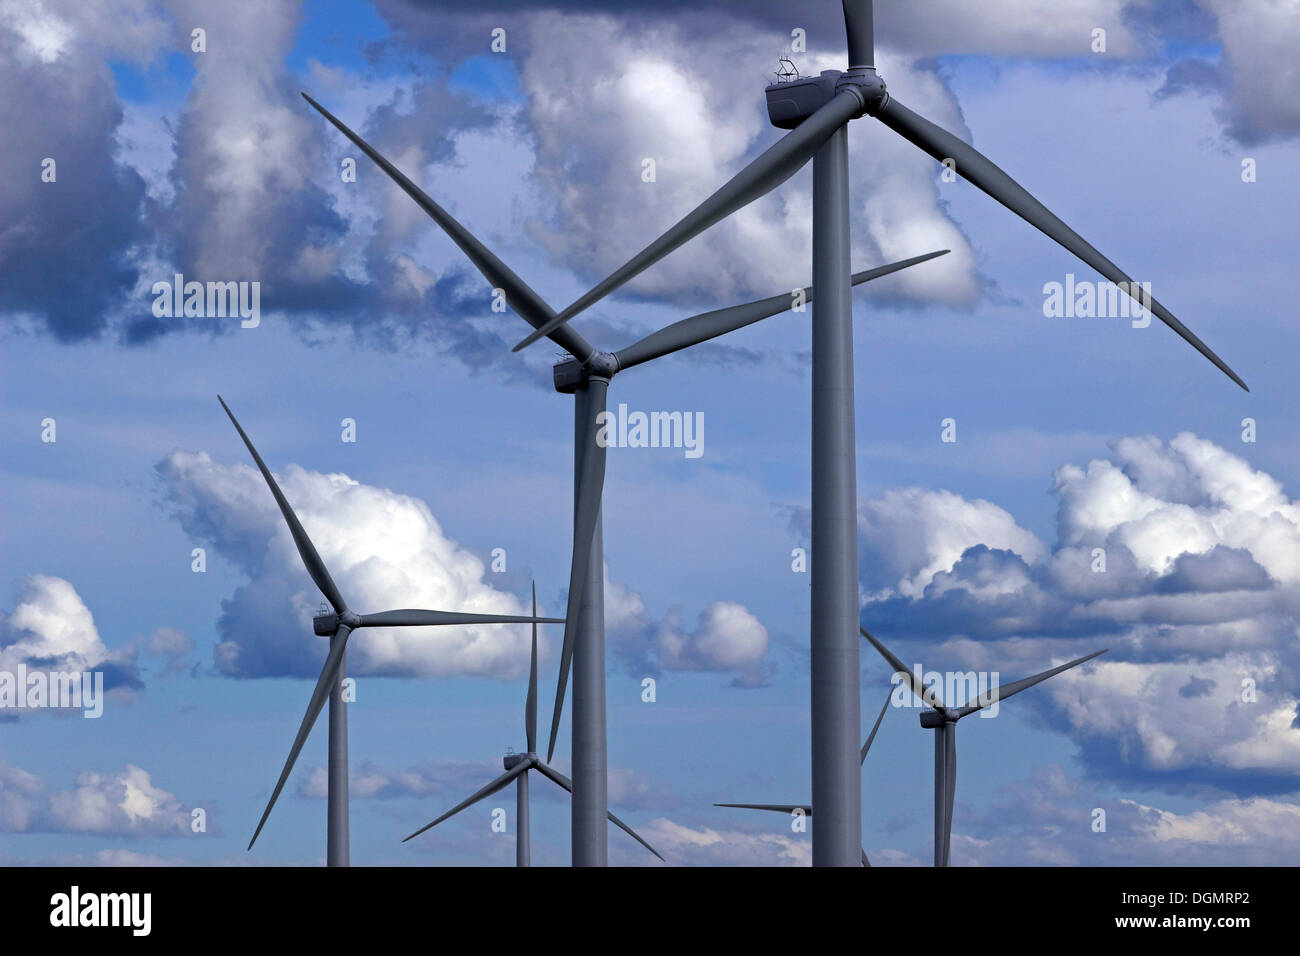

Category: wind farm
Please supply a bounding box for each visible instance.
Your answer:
[6,0,1287,881]
[304,88,949,866]
[295,0,1240,867]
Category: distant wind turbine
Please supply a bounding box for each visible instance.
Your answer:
[218,396,563,866]
[402,583,663,865]
[860,626,1106,866]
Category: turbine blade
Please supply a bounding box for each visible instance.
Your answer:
[861,684,893,765]
[248,624,352,850]
[843,0,875,68]
[953,649,1108,719]
[535,762,664,861]
[546,390,607,761]
[526,582,538,754]
[301,92,595,362]
[860,626,945,711]
[613,250,949,371]
[358,610,564,628]
[874,96,1247,391]
[219,396,346,615]
[862,847,871,867]
[513,90,865,352]
[401,760,530,843]
[943,724,956,867]
[714,803,813,815]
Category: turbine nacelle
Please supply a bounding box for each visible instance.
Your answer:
[919,708,955,729]
[503,753,532,771]
[766,68,887,130]
[553,351,618,393]
[313,610,361,636]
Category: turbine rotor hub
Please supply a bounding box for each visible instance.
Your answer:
[837,67,889,117]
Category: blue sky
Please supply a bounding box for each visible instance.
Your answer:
[2,0,1299,866]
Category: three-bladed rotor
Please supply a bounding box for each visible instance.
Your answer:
[861,625,1106,865]
[402,583,663,862]
[509,0,1247,393]
[218,397,564,853]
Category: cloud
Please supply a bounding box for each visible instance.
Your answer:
[958,764,1300,866]
[1149,1,1300,145]
[137,0,504,354]
[145,626,197,676]
[856,434,1300,791]
[0,760,194,836]
[1,0,514,364]
[296,759,495,801]
[511,13,979,316]
[855,489,1046,599]
[0,574,141,689]
[157,449,549,680]
[1197,0,1300,145]
[10,0,1293,366]
[0,761,43,831]
[616,817,811,866]
[377,1,1141,59]
[606,568,773,686]
[0,0,162,340]
[157,445,774,685]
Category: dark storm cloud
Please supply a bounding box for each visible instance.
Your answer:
[0,28,150,341]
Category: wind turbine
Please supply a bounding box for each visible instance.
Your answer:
[402,584,664,865]
[861,626,1107,866]
[715,683,894,866]
[506,0,1246,866]
[302,90,949,866]
[218,396,564,866]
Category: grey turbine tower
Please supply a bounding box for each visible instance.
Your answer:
[861,626,1107,866]
[302,90,948,865]
[507,0,1245,865]
[402,584,664,865]
[714,683,894,866]
[218,397,563,866]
